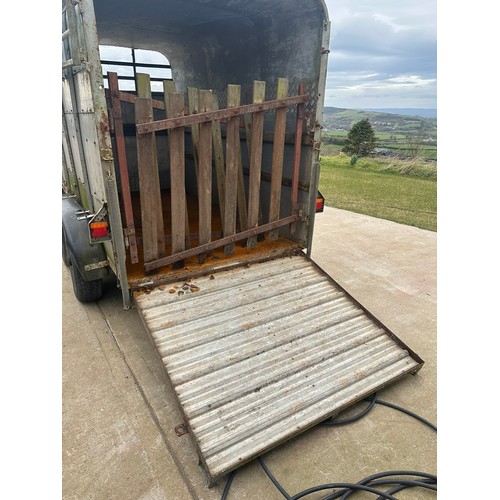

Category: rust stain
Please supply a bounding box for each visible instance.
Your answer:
[99,111,110,139]
[124,191,301,285]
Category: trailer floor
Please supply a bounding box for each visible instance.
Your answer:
[62,207,437,499]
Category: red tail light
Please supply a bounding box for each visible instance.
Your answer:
[316,192,325,213]
[90,221,109,238]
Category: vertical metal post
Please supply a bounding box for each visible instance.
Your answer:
[108,72,139,263]
[290,83,305,234]
[80,0,131,308]
[306,19,331,256]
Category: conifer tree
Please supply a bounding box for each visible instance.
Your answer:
[343,119,377,156]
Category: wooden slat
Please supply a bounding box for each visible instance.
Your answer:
[246,80,266,248]
[136,74,166,262]
[269,78,289,240]
[291,83,305,234]
[236,122,248,234]
[135,98,165,263]
[108,72,139,263]
[187,87,200,178]
[197,89,213,264]
[211,94,226,223]
[166,92,186,267]
[164,81,191,252]
[223,85,241,256]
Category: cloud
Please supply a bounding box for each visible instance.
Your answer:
[323,0,436,108]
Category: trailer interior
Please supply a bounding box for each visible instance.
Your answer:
[86,0,331,290]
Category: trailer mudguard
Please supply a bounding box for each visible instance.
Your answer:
[62,197,110,281]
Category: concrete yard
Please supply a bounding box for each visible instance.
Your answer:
[62,207,437,499]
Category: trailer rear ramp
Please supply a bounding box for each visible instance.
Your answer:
[133,251,423,485]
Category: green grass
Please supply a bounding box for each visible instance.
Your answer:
[318,154,437,231]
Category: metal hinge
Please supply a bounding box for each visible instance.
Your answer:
[298,203,309,222]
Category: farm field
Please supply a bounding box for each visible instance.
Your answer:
[318,155,437,232]
[321,107,437,160]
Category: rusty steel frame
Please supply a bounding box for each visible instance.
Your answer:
[136,94,309,134]
[144,214,299,273]
[108,72,139,263]
[291,83,305,234]
[108,80,309,275]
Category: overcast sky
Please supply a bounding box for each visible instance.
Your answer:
[323,0,436,109]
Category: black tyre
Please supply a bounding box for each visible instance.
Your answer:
[69,258,103,302]
[62,229,70,267]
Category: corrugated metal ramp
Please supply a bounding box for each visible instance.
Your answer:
[134,252,423,485]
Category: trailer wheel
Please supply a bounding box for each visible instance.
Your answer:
[69,258,103,302]
[62,229,70,267]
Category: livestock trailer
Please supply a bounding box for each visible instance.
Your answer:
[62,0,423,485]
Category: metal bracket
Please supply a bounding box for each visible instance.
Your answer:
[75,210,93,220]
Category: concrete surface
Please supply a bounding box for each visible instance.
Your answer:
[62,207,436,499]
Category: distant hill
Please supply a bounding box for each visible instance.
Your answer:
[322,107,437,139]
[361,108,437,119]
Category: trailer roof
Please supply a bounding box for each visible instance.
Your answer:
[93,0,329,93]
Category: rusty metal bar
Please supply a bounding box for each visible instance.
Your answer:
[144,214,299,272]
[108,72,139,263]
[136,94,309,135]
[291,83,305,234]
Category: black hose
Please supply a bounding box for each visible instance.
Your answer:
[321,392,377,426]
[257,456,293,499]
[374,399,437,431]
[291,481,399,500]
[221,470,236,500]
[331,471,437,499]
[220,397,437,500]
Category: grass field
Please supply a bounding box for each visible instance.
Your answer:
[322,131,437,160]
[318,154,437,231]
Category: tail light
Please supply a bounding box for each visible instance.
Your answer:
[90,221,109,239]
[316,192,325,213]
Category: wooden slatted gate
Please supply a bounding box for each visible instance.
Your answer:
[106,73,308,273]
